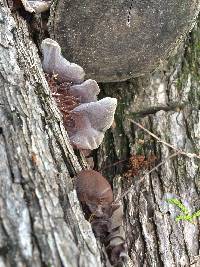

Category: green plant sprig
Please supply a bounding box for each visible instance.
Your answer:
[167,198,200,223]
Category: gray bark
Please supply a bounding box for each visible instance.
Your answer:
[0,3,101,267]
[98,18,200,267]
[0,1,199,267]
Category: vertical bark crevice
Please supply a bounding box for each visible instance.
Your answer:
[0,3,102,267]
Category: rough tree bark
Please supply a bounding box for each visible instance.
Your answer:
[98,16,200,267]
[0,1,199,267]
[0,2,101,267]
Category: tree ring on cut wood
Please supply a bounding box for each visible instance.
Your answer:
[49,0,199,82]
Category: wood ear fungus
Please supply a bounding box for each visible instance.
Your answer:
[41,38,117,151]
[76,169,113,216]
[76,169,127,265]
[41,38,85,84]
[69,97,117,150]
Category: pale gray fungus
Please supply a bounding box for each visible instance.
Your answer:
[41,38,117,150]
[41,38,85,84]
[20,0,35,13]
[69,97,117,150]
[28,1,51,13]
[19,0,51,13]
[69,79,100,103]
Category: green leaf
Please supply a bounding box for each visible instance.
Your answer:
[167,198,189,215]
[166,198,200,223]
[191,210,200,219]
[175,214,193,222]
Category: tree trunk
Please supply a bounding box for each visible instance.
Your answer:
[0,1,199,267]
[97,16,200,267]
[0,2,102,266]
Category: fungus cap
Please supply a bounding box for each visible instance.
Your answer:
[76,170,113,205]
[69,97,117,150]
[41,38,85,84]
[72,97,117,131]
[69,79,100,103]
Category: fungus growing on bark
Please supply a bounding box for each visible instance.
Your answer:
[69,97,117,150]
[41,38,85,83]
[69,79,100,103]
[76,169,127,265]
[76,169,113,217]
[42,38,117,150]
[28,1,51,13]
[14,0,35,13]
[11,0,51,13]
[106,205,128,265]
[45,75,117,150]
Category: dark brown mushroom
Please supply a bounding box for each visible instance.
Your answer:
[76,169,113,218]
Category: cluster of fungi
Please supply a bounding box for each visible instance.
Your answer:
[76,170,127,265]
[41,38,127,265]
[41,39,117,151]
